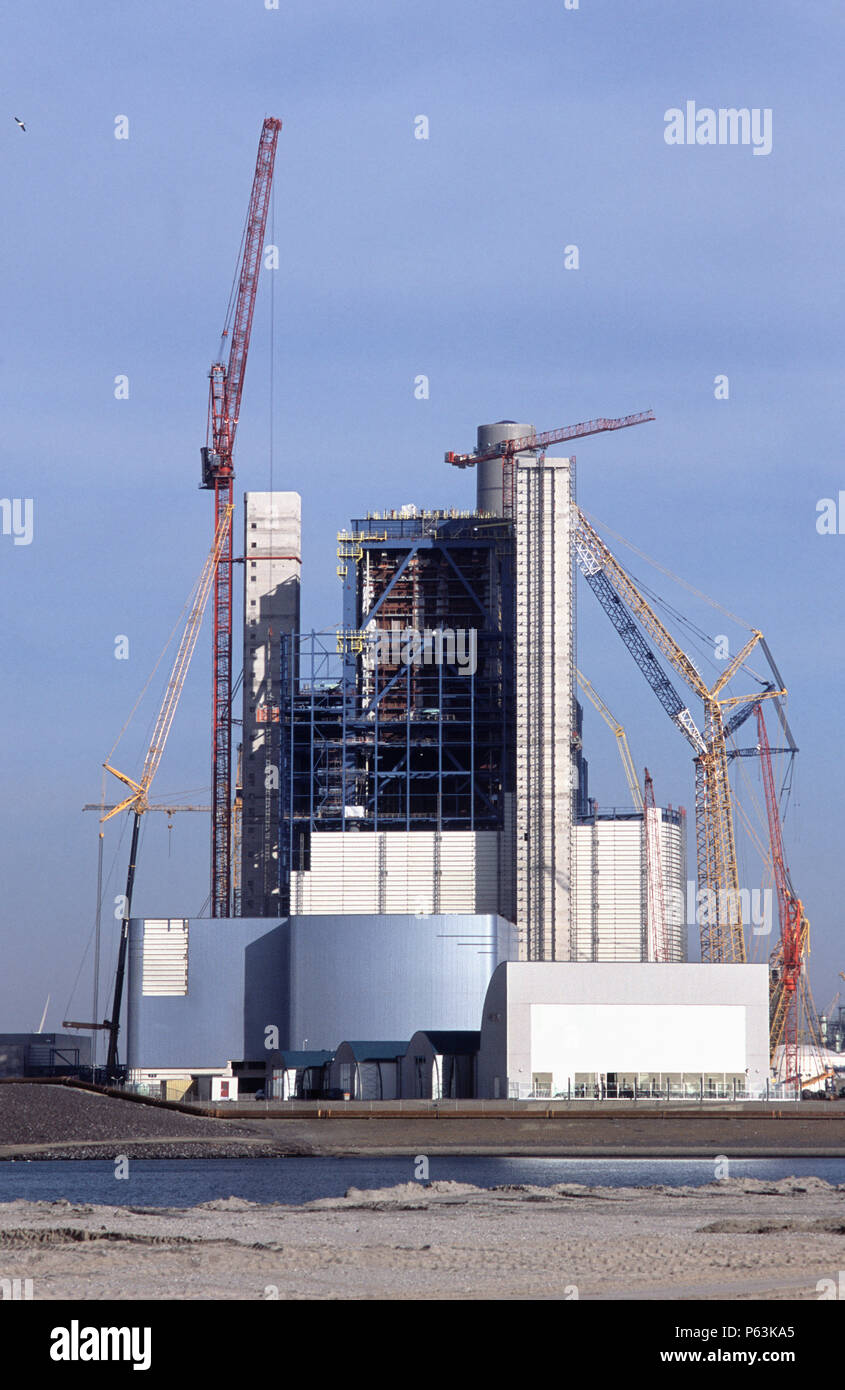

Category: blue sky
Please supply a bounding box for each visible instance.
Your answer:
[1,1,843,1031]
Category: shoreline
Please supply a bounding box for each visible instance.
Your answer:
[3,1084,845,1162]
[3,1143,845,1161]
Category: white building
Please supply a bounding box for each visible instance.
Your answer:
[477,962,770,1099]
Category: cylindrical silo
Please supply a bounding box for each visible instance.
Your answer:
[475,421,534,516]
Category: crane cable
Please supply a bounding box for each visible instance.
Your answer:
[104,577,201,767]
[579,507,754,630]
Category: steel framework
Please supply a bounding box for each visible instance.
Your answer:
[278,512,514,910]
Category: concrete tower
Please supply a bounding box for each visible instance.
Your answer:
[241,491,301,916]
[513,454,577,960]
[474,422,577,960]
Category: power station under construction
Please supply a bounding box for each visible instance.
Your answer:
[67,117,841,1105]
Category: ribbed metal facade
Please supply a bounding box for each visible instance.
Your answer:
[140,919,189,996]
[290,829,502,914]
[572,812,687,961]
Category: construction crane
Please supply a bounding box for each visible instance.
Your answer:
[445,411,655,516]
[201,116,282,919]
[572,507,784,965]
[576,669,643,810]
[65,507,233,1077]
[643,768,669,961]
[757,702,808,1082]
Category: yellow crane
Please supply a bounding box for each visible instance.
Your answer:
[67,506,234,1077]
[573,507,784,965]
[103,506,233,821]
[575,669,643,811]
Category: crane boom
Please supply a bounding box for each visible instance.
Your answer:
[574,509,709,700]
[201,117,282,919]
[102,506,234,821]
[445,410,655,467]
[571,507,784,964]
[574,540,706,754]
[576,669,643,811]
[446,410,654,518]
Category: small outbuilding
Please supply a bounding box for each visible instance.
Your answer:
[267,1050,335,1100]
[401,1031,480,1099]
[0,1034,91,1079]
[328,1041,409,1100]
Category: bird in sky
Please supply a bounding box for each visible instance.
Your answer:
[14,116,25,131]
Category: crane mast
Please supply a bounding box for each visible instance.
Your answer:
[576,669,643,811]
[757,702,806,1081]
[201,117,282,918]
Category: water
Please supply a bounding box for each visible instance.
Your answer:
[0,1156,843,1208]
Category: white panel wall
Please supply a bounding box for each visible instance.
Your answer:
[572,817,686,962]
[290,829,502,915]
[141,920,189,996]
[531,1003,748,1082]
[476,962,771,1099]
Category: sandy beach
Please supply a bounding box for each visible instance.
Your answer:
[1,1176,843,1300]
[2,1086,844,1300]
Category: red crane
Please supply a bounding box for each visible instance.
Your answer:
[201,116,282,917]
[757,702,805,1083]
[446,411,655,515]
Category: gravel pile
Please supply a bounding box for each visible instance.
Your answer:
[0,1084,267,1156]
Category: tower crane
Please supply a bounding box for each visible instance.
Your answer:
[65,507,234,1077]
[575,669,643,811]
[201,117,282,918]
[572,507,784,964]
[446,411,655,516]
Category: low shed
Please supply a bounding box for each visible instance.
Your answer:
[400,1031,480,1099]
[328,1041,408,1100]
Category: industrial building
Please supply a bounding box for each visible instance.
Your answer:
[128,420,702,1090]
[476,962,770,1100]
[79,118,818,1098]
[0,1033,91,1079]
[127,911,517,1078]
